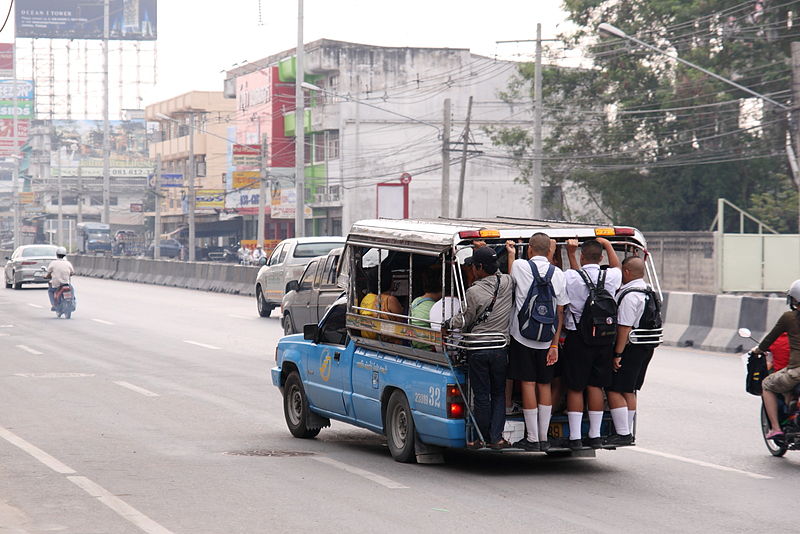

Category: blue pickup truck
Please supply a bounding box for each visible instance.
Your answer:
[271,218,662,463]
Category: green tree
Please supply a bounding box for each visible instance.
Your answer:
[490,0,800,231]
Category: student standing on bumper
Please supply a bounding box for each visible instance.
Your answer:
[505,234,568,451]
[563,238,622,449]
[605,257,650,447]
[446,246,515,448]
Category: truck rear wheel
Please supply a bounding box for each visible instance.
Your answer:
[386,390,416,463]
[283,371,320,439]
[257,286,273,317]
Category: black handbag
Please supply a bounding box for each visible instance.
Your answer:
[746,352,768,396]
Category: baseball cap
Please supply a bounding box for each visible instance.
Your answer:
[464,246,498,269]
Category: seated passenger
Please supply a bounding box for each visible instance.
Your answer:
[359,267,403,340]
[409,269,442,350]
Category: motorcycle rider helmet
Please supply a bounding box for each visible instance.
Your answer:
[56,246,67,258]
[787,279,800,309]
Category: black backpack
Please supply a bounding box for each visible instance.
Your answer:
[517,261,557,342]
[574,269,617,346]
[617,287,663,345]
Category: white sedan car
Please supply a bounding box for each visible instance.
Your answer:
[4,244,59,289]
[255,237,345,317]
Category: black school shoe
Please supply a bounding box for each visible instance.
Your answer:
[586,437,603,449]
[603,433,634,448]
[512,437,540,451]
[568,439,586,450]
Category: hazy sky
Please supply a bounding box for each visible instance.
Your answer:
[0,0,573,105]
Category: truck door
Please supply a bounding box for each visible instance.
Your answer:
[303,299,352,418]
[315,253,342,323]
[293,259,319,329]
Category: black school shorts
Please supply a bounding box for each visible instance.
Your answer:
[562,330,613,390]
[608,344,655,393]
[507,337,555,384]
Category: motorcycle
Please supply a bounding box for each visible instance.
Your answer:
[34,267,76,320]
[738,327,800,456]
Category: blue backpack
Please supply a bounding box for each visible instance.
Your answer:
[517,260,557,342]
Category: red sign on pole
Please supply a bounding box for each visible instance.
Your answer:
[233,144,261,168]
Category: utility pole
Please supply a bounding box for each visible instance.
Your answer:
[154,154,161,259]
[532,22,544,220]
[188,112,196,262]
[456,96,474,218]
[257,121,266,247]
[102,0,111,225]
[294,0,305,237]
[441,98,451,218]
[56,143,63,245]
[77,161,83,224]
[791,42,800,232]
[11,33,19,249]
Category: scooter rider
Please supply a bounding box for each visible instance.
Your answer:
[753,279,800,440]
[45,247,75,311]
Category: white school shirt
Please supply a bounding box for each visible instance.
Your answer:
[46,259,74,287]
[564,264,622,331]
[616,278,648,328]
[509,256,569,349]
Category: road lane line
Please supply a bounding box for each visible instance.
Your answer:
[0,425,76,474]
[227,314,252,320]
[0,324,14,327]
[92,318,115,325]
[183,340,220,350]
[67,476,174,534]
[15,345,43,355]
[113,381,160,397]
[623,446,772,480]
[27,303,43,309]
[312,456,408,489]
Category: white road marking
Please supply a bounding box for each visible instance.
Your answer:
[624,446,772,480]
[113,381,160,397]
[67,476,175,534]
[312,456,409,489]
[15,345,43,355]
[0,324,14,328]
[27,303,43,309]
[0,333,8,337]
[15,372,95,378]
[0,425,76,474]
[227,314,253,320]
[0,425,174,533]
[92,318,115,325]
[183,340,220,350]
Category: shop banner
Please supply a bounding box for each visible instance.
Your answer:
[195,189,225,209]
[232,171,260,189]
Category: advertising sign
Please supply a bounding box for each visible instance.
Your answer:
[233,144,261,167]
[0,101,34,119]
[148,173,183,188]
[16,0,157,40]
[0,44,12,79]
[19,192,35,204]
[129,203,143,212]
[195,189,225,209]
[0,119,29,156]
[270,182,311,219]
[0,80,35,100]
[225,189,263,211]
[232,171,260,189]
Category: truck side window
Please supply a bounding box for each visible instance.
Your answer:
[320,303,347,345]
[299,260,318,291]
[321,254,339,288]
[269,244,284,266]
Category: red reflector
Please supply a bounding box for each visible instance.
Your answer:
[447,386,459,397]
[614,227,635,236]
[458,230,481,239]
[448,402,465,419]
[21,261,36,265]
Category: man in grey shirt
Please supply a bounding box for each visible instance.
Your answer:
[447,246,514,448]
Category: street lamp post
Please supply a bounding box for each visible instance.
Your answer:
[295,0,305,238]
[598,22,800,229]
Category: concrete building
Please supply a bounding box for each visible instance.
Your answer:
[224,39,537,237]
[145,91,237,241]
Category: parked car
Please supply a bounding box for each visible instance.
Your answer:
[4,244,59,289]
[146,239,183,259]
[281,247,343,335]
[255,236,345,317]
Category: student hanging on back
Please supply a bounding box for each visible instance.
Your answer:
[562,237,622,450]
[504,233,569,452]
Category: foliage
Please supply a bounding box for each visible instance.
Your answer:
[489,0,800,231]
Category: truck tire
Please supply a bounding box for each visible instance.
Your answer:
[386,390,416,463]
[283,313,294,335]
[257,286,273,317]
[283,371,321,439]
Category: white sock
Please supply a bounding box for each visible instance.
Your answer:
[610,407,629,435]
[567,411,583,441]
[523,408,539,442]
[628,410,636,433]
[588,411,603,439]
[538,405,552,443]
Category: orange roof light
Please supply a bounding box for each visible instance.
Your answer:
[594,227,615,236]
[479,229,500,238]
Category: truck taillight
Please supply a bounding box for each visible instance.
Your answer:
[21,261,36,265]
[446,383,465,419]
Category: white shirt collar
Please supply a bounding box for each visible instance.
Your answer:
[618,278,647,292]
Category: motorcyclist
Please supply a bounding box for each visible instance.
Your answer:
[753,279,800,439]
[45,247,75,311]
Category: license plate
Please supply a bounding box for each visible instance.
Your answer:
[548,423,563,438]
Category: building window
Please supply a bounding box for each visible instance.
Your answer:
[314,133,326,163]
[304,134,313,164]
[327,130,339,160]
[328,74,339,93]
[90,196,118,206]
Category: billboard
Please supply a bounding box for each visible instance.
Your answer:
[0,44,13,79]
[0,101,34,119]
[232,171,259,189]
[0,80,35,100]
[16,1,157,40]
[0,119,29,157]
[195,190,225,210]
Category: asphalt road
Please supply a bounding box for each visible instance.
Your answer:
[0,274,797,534]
